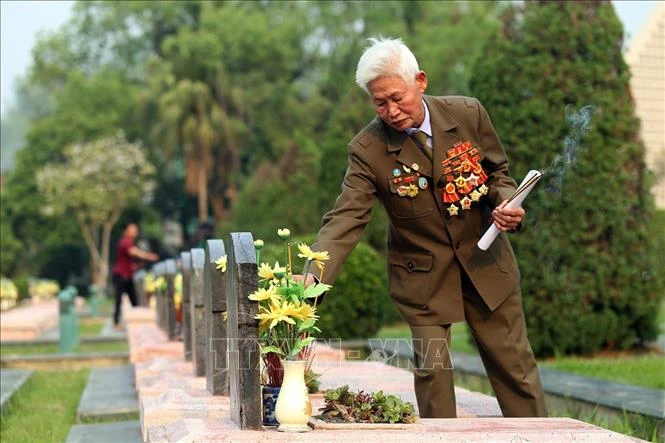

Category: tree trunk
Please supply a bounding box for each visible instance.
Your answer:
[198,160,208,222]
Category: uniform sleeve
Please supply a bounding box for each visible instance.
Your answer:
[311,144,376,285]
[476,98,518,206]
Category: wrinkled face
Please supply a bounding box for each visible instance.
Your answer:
[367,72,428,131]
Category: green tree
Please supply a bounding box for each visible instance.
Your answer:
[470,1,664,356]
[36,132,155,289]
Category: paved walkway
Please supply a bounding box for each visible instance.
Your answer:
[77,365,139,421]
[0,369,32,410]
[0,300,59,341]
[66,421,141,443]
[121,305,641,442]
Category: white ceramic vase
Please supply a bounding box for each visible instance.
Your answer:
[274,360,312,432]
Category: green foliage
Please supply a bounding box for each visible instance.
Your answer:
[233,144,321,240]
[318,385,416,424]
[316,242,393,340]
[305,368,321,394]
[470,2,664,357]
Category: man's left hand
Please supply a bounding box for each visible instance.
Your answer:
[492,200,525,232]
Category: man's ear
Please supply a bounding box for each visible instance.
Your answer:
[415,71,428,93]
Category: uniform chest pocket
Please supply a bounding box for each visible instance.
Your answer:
[387,178,433,219]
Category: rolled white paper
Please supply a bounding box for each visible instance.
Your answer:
[477,170,542,251]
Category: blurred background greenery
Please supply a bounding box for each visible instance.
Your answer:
[0,1,662,358]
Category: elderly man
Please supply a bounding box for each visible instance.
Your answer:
[312,38,547,418]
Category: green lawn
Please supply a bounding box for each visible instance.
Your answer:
[374,322,476,354]
[541,354,665,390]
[375,321,665,389]
[1,341,128,356]
[78,317,106,336]
[0,369,89,443]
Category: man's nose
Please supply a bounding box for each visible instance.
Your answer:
[388,102,400,118]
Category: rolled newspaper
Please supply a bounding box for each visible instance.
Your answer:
[477,170,542,250]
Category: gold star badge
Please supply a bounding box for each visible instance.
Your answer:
[470,190,482,202]
[478,184,489,195]
[460,197,472,210]
[447,204,459,216]
[455,176,467,189]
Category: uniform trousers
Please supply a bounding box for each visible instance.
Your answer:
[408,271,548,418]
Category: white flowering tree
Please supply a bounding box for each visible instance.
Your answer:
[37,131,156,289]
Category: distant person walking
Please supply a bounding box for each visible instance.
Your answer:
[111,222,158,330]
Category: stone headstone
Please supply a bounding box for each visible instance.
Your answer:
[180,252,192,361]
[226,232,261,429]
[189,248,206,377]
[204,239,229,396]
[133,270,147,307]
[164,259,178,341]
[152,262,165,331]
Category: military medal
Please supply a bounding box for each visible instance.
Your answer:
[441,140,489,216]
[402,165,411,173]
[411,163,419,171]
[392,168,401,177]
[418,177,428,190]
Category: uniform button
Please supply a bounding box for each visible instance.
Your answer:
[455,242,461,250]
[407,262,414,271]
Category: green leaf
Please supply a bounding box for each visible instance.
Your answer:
[260,345,285,356]
[288,336,316,358]
[304,283,331,299]
[298,319,316,331]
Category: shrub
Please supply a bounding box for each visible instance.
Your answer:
[470,2,664,356]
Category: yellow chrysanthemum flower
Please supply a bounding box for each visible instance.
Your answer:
[255,301,297,330]
[248,286,280,306]
[291,301,318,322]
[297,243,330,264]
[258,262,286,283]
[215,255,227,273]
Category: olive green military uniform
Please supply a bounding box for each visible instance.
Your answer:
[313,95,547,418]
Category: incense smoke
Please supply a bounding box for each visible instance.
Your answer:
[543,104,597,194]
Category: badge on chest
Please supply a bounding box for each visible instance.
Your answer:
[389,163,429,199]
[441,141,489,216]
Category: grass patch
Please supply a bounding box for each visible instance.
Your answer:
[541,353,665,390]
[0,369,89,443]
[375,321,477,354]
[1,341,128,356]
[376,321,664,388]
[78,317,106,336]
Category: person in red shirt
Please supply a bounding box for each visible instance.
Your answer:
[112,222,158,329]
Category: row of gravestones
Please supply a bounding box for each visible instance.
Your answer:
[133,232,261,429]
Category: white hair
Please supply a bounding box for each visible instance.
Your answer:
[355,37,420,94]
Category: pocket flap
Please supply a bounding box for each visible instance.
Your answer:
[389,251,433,272]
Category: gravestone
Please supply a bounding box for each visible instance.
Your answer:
[180,251,192,361]
[226,232,261,429]
[204,239,229,395]
[152,262,165,332]
[164,259,178,341]
[189,248,206,376]
[133,270,147,307]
